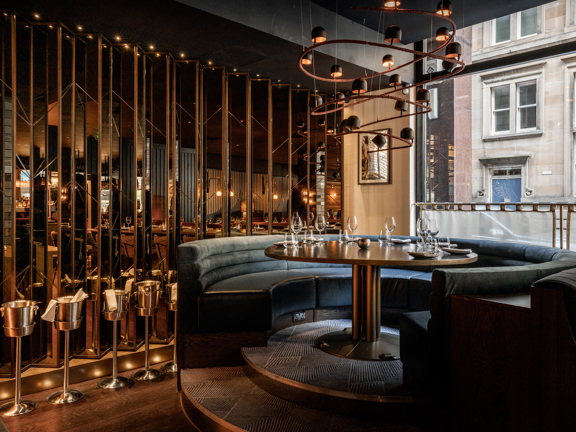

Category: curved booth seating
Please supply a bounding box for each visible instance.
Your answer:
[399,248,576,400]
[176,234,576,374]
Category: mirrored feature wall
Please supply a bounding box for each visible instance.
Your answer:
[0,11,341,377]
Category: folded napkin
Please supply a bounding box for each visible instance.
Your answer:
[104,289,118,311]
[442,247,472,254]
[41,299,58,322]
[171,283,178,302]
[391,238,411,244]
[72,288,89,303]
[125,278,134,292]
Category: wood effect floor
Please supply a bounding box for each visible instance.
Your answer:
[0,362,197,432]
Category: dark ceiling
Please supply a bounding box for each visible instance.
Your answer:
[2,0,551,96]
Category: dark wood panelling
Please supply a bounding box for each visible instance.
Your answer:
[450,293,537,432]
[181,148,195,223]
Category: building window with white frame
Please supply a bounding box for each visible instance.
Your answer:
[494,15,511,44]
[517,81,537,130]
[490,79,538,134]
[492,85,510,132]
[519,7,538,38]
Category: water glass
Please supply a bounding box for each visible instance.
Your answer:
[379,230,385,245]
[283,233,289,248]
[347,216,358,241]
[425,237,438,253]
[338,229,343,243]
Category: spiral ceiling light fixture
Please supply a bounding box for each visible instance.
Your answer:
[298,1,465,150]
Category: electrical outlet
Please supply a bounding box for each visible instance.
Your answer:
[293,311,305,322]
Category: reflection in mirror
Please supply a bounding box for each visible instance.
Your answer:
[307,94,327,230]
[272,84,291,235]
[228,73,249,236]
[290,90,309,226]
[251,79,271,235]
[326,98,342,226]
[203,68,225,238]
[175,60,198,243]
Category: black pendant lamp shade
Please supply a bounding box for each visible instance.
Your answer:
[384,25,402,44]
[310,94,323,108]
[318,118,325,126]
[372,134,387,149]
[346,115,361,131]
[394,100,408,113]
[401,127,415,141]
[317,141,325,150]
[389,74,402,87]
[352,78,368,94]
[382,54,394,68]
[331,64,343,78]
[335,92,346,105]
[311,27,326,43]
[301,51,313,65]
[442,60,456,72]
[416,89,430,105]
[446,42,462,59]
[297,120,305,128]
[332,171,341,180]
[436,0,452,16]
[435,27,450,42]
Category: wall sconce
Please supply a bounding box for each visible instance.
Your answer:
[273,194,278,200]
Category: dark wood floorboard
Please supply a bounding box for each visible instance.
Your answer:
[1,362,198,432]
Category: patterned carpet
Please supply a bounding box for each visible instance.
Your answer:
[181,320,419,432]
[242,320,408,398]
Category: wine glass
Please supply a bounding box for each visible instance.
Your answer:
[384,216,396,245]
[416,218,428,249]
[291,213,303,245]
[347,216,358,241]
[428,219,439,239]
[314,215,326,241]
[125,216,132,228]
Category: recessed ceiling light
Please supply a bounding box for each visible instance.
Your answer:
[115,36,121,41]
[180,53,185,57]
[256,74,260,77]
[33,13,40,19]
[208,60,212,65]
[149,45,154,50]
[77,25,83,31]
[233,68,237,72]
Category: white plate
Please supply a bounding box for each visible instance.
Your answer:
[407,251,441,259]
[441,247,471,255]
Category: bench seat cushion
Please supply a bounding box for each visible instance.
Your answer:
[199,270,316,332]
[310,267,428,309]
[399,311,432,395]
[409,273,434,311]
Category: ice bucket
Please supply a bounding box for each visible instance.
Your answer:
[0,300,38,329]
[55,296,84,323]
[165,283,177,311]
[135,280,161,309]
[103,290,130,321]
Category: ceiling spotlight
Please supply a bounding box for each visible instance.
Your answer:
[301,51,313,65]
[389,74,402,87]
[401,127,415,141]
[394,100,408,113]
[372,134,387,149]
[446,42,462,59]
[435,27,450,42]
[330,64,343,78]
[382,54,394,68]
[384,0,401,7]
[436,0,452,17]
[311,27,326,43]
[352,78,367,95]
[384,25,402,44]
[416,89,430,105]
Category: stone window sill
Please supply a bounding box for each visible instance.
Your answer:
[482,130,543,142]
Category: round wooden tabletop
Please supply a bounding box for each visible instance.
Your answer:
[264,241,478,267]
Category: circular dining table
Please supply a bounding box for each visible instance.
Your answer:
[265,240,477,361]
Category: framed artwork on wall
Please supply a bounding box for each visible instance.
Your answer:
[358,129,391,184]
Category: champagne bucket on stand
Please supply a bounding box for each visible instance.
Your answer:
[0,301,39,416]
[103,290,130,321]
[1,301,38,334]
[165,283,177,312]
[135,280,161,313]
[54,296,84,330]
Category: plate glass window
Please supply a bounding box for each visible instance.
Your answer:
[492,85,510,133]
[494,15,511,44]
[520,7,538,38]
[517,81,537,130]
